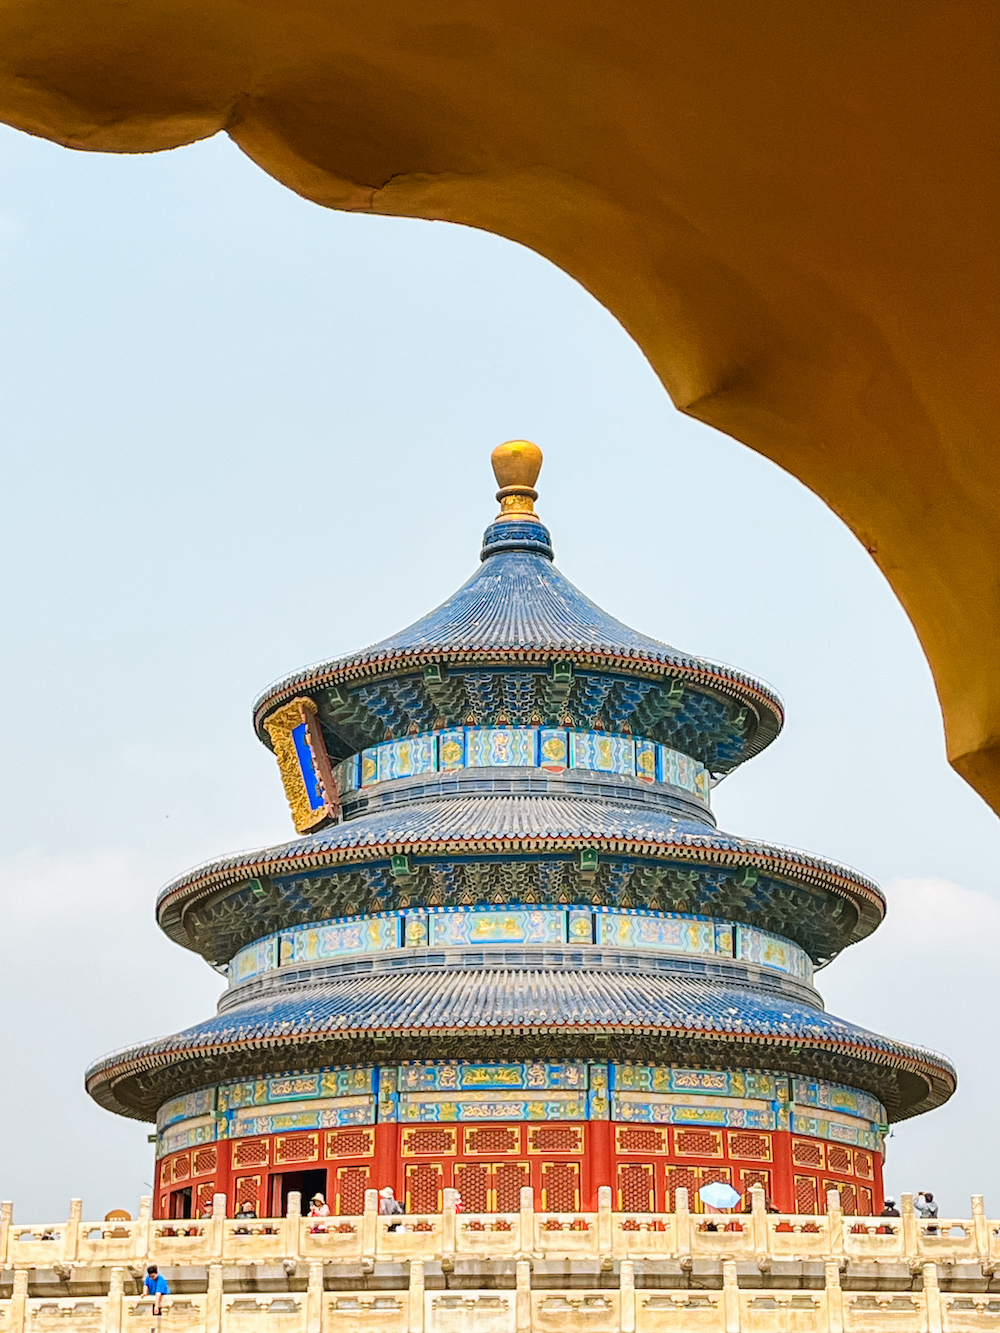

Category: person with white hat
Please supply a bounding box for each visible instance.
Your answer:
[379,1186,404,1231]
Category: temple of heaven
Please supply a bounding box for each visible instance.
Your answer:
[86,441,955,1221]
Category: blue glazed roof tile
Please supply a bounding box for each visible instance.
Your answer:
[253,547,783,737]
[86,969,954,1120]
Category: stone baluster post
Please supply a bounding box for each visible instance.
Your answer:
[211,1192,227,1261]
[442,1187,458,1259]
[675,1188,692,1262]
[65,1198,82,1263]
[9,1268,28,1333]
[597,1185,613,1256]
[104,1265,125,1333]
[749,1184,768,1262]
[825,1190,845,1259]
[824,1259,844,1333]
[515,1259,531,1333]
[972,1195,990,1267]
[285,1191,301,1261]
[306,1259,324,1333]
[519,1185,534,1257]
[362,1188,378,1261]
[136,1194,151,1261]
[205,1262,223,1333]
[900,1193,917,1257]
[408,1258,425,1333]
[1,1200,13,1267]
[722,1258,741,1333]
[923,1262,943,1333]
[619,1258,636,1333]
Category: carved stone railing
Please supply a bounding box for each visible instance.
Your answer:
[1,1188,999,1331]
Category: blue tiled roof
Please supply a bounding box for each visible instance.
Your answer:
[155,794,884,934]
[252,547,783,742]
[86,969,955,1121]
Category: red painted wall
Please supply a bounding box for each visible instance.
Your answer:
[156,1121,882,1219]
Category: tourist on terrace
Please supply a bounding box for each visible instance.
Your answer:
[308,1193,330,1233]
[380,1186,404,1231]
[881,1198,900,1217]
[915,1191,939,1233]
[144,1266,170,1316]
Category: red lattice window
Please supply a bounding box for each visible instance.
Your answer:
[160,1160,173,1189]
[617,1163,655,1212]
[195,1182,216,1215]
[854,1151,873,1181]
[616,1127,667,1155]
[665,1168,698,1211]
[792,1138,824,1168]
[827,1145,853,1175]
[795,1175,819,1214]
[740,1169,772,1198]
[527,1125,583,1155]
[728,1132,771,1161]
[464,1126,521,1156]
[455,1163,491,1213]
[495,1162,530,1212]
[836,1184,858,1216]
[674,1130,723,1158]
[172,1156,191,1182]
[699,1166,732,1199]
[406,1162,443,1213]
[335,1166,370,1216]
[540,1161,580,1212]
[325,1129,374,1159]
[233,1139,269,1168]
[235,1175,261,1211]
[858,1187,873,1216]
[402,1128,457,1158]
[193,1148,217,1176]
[274,1134,319,1165]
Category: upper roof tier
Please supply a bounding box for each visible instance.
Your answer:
[253,443,784,776]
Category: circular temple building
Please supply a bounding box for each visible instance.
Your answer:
[86,442,955,1221]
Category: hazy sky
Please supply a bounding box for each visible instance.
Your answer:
[0,124,996,1224]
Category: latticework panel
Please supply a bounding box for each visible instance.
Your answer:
[727,1132,771,1161]
[172,1157,190,1182]
[616,1126,667,1155]
[826,1145,853,1175]
[232,1139,268,1168]
[854,1151,874,1181]
[195,1182,216,1215]
[617,1163,655,1212]
[665,1167,699,1211]
[792,1139,824,1168]
[406,1162,443,1213]
[235,1175,261,1211]
[274,1134,319,1165]
[541,1161,580,1212]
[464,1126,521,1155]
[495,1162,530,1212]
[192,1148,217,1176]
[454,1163,491,1213]
[528,1125,583,1155]
[795,1175,819,1214]
[335,1166,370,1215]
[674,1130,723,1158]
[402,1128,457,1157]
[325,1129,374,1159]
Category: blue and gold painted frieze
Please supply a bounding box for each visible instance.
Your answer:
[341,727,710,802]
[228,906,812,986]
[155,1060,885,1157]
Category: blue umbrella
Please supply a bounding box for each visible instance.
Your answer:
[698,1182,741,1210]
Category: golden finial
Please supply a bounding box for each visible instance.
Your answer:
[491,439,543,517]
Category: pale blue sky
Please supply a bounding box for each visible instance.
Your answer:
[0,125,996,1221]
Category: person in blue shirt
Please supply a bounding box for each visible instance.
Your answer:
[144,1266,170,1315]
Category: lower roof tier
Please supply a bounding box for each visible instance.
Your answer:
[156,793,884,967]
[86,965,954,1125]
